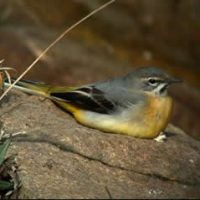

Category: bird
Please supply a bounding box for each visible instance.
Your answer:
[4,67,182,139]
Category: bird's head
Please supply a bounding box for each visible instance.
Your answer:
[125,67,182,96]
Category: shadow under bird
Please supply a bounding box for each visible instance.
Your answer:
[4,67,182,139]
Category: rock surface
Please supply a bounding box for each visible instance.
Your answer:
[0,90,200,198]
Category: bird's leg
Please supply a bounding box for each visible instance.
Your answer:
[154,131,167,142]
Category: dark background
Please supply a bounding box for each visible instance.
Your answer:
[0,0,199,140]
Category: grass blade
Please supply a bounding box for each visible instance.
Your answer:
[0,180,13,191]
[0,138,11,166]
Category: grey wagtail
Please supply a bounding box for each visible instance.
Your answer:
[4,67,181,139]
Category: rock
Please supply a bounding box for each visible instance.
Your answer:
[0,90,199,198]
[0,0,200,140]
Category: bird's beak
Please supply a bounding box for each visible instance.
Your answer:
[166,77,183,84]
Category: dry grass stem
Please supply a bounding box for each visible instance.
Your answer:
[0,60,16,85]
[0,0,115,101]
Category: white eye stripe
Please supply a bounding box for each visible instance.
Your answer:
[154,83,167,94]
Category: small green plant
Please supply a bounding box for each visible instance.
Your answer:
[0,135,21,199]
[0,138,13,196]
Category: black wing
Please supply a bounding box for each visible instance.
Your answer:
[50,86,116,114]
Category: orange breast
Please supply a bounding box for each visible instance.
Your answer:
[143,94,173,138]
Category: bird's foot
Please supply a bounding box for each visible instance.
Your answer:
[154,131,167,142]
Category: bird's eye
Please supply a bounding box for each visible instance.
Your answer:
[148,78,158,86]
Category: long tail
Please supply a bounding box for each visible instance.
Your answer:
[4,78,76,101]
[4,78,53,98]
[4,78,84,115]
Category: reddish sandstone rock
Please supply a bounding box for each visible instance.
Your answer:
[0,91,199,198]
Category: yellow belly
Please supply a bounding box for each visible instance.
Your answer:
[117,95,173,138]
[56,95,173,139]
[140,94,173,138]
